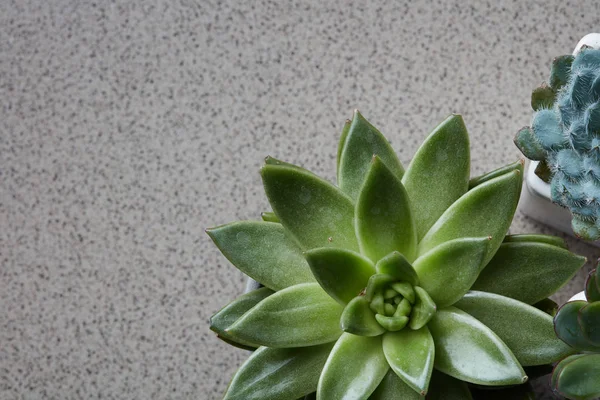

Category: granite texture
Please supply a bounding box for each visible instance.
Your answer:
[1,0,599,399]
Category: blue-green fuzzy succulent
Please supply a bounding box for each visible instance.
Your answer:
[515,48,600,240]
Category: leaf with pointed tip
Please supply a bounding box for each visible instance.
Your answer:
[317,333,389,400]
[341,296,385,337]
[356,156,417,262]
[469,160,524,189]
[264,156,314,173]
[502,233,567,249]
[455,291,574,366]
[210,287,274,348]
[261,165,359,252]
[428,307,526,385]
[578,302,600,346]
[261,212,280,223]
[554,301,600,352]
[585,269,600,302]
[402,114,470,240]
[413,237,488,308]
[419,171,521,266]
[336,119,352,179]
[305,248,375,305]
[383,327,434,395]
[206,221,315,290]
[426,371,473,400]
[223,343,334,400]
[375,251,419,286]
[552,354,600,400]
[369,370,424,400]
[227,283,343,348]
[472,242,585,305]
[338,110,404,200]
[409,286,436,330]
[534,160,552,183]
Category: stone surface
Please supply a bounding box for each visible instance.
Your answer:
[1,1,599,399]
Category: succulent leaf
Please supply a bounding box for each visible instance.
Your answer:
[336,119,352,179]
[428,307,526,386]
[369,370,424,400]
[356,156,417,262]
[455,291,574,366]
[531,84,556,111]
[223,344,334,400]
[261,211,280,223]
[472,242,585,305]
[261,164,359,251]
[578,302,600,346]
[552,354,600,400]
[418,170,521,265]
[534,160,553,183]
[401,114,470,240]
[551,354,588,394]
[341,296,386,337]
[502,233,567,248]
[304,247,375,305]
[409,286,437,330]
[533,298,559,316]
[549,55,574,90]
[227,283,343,348]
[413,237,489,308]
[426,371,473,400]
[338,110,404,200]
[375,251,420,286]
[382,327,434,395]
[554,301,600,352]
[206,221,315,290]
[468,160,524,189]
[514,126,546,160]
[585,268,600,302]
[317,333,389,400]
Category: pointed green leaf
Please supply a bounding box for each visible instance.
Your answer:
[428,307,526,385]
[409,286,436,330]
[426,371,473,400]
[356,156,417,262]
[318,333,389,400]
[455,291,574,366]
[336,119,352,180]
[369,370,424,400]
[228,283,343,348]
[264,156,315,174]
[472,242,586,305]
[305,248,375,305]
[402,114,470,240]
[502,233,567,249]
[469,160,524,189]
[261,211,280,223]
[553,354,600,400]
[223,343,334,400]
[554,301,600,352]
[341,296,386,337]
[413,237,489,308]
[261,165,359,252]
[206,221,315,290]
[578,302,600,346]
[375,251,419,286]
[210,287,274,348]
[382,327,434,395]
[585,269,600,302]
[338,110,404,200]
[418,170,522,266]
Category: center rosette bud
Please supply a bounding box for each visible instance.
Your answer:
[340,252,437,336]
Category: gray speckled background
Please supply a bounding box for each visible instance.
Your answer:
[1,1,599,399]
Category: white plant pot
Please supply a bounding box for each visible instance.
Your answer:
[520,33,600,246]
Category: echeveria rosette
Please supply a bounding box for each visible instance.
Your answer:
[514,48,600,240]
[208,111,586,400]
[552,267,600,400]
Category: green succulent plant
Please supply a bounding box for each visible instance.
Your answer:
[514,48,600,240]
[552,266,600,400]
[208,111,586,400]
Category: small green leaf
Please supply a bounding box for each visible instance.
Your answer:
[382,327,434,395]
[402,114,470,240]
[578,302,600,346]
[318,333,389,400]
[585,269,600,302]
[228,283,343,348]
[409,286,436,330]
[223,343,334,400]
[455,291,574,366]
[356,156,417,262]
[554,301,600,352]
[338,110,404,200]
[428,307,526,385]
[502,233,567,249]
[551,354,587,393]
[413,237,489,308]
[206,221,315,290]
[549,55,574,91]
[375,314,409,331]
[553,354,600,400]
[418,170,522,266]
[391,282,415,304]
[369,370,424,400]
[375,251,419,286]
[304,247,375,305]
[472,242,585,305]
[468,160,524,189]
[210,287,274,348]
[341,296,386,337]
[426,371,473,400]
[533,298,559,316]
[534,160,553,183]
[261,211,280,223]
[261,164,359,252]
[531,84,556,111]
[336,119,352,179]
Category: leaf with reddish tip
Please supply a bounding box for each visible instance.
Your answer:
[578,302,600,346]
[585,268,600,302]
[552,354,600,400]
[554,301,600,352]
